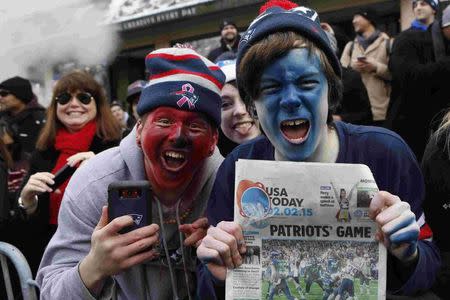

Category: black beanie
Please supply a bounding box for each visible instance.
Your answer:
[220,19,237,31]
[0,76,33,104]
[355,8,378,27]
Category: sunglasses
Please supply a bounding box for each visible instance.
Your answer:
[0,90,10,97]
[55,92,94,105]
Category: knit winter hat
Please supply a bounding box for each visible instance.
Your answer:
[355,8,379,27]
[137,48,226,126]
[413,0,439,12]
[0,76,33,104]
[126,80,146,104]
[220,19,237,31]
[236,0,341,100]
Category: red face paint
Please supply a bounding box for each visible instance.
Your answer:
[138,107,217,195]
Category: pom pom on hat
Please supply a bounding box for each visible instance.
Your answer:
[259,0,298,14]
[137,47,225,127]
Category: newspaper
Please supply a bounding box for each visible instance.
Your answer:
[225,159,387,300]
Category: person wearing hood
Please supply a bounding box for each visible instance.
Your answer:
[36,47,225,299]
[340,8,392,126]
[207,19,241,63]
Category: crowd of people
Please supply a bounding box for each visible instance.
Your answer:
[0,0,450,299]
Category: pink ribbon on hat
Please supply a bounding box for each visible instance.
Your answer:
[176,83,198,109]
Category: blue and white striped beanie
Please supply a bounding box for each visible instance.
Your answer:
[413,0,439,12]
[137,48,226,126]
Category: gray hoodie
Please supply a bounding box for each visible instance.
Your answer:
[36,128,223,299]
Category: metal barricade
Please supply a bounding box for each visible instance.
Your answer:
[0,241,38,300]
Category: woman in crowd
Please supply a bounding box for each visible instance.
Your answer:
[422,110,450,298]
[16,70,122,274]
[216,54,261,156]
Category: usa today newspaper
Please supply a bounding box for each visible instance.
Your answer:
[225,160,387,300]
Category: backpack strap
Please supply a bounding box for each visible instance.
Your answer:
[385,38,393,57]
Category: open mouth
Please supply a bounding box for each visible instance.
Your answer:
[233,121,254,136]
[280,119,310,144]
[162,150,188,171]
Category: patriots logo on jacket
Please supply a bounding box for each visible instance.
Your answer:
[175,83,199,109]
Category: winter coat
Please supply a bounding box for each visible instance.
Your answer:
[0,101,46,163]
[386,21,450,161]
[422,128,450,298]
[340,32,392,121]
[207,35,240,63]
[335,67,373,125]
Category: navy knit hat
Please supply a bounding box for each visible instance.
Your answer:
[0,76,33,104]
[413,0,439,12]
[137,48,225,126]
[236,1,341,101]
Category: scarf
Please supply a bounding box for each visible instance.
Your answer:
[411,19,429,32]
[356,30,381,50]
[49,121,96,225]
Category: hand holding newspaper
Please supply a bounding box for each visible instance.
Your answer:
[225,159,387,300]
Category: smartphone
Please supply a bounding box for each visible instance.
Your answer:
[108,181,152,234]
[50,164,77,190]
[357,55,367,61]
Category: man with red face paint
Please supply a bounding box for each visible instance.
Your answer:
[36,47,225,300]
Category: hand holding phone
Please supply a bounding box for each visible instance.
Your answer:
[108,181,153,233]
[49,164,77,190]
[79,206,159,292]
[357,55,367,62]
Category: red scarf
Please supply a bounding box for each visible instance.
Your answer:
[49,121,97,225]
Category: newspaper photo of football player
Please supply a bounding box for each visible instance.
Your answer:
[261,239,379,300]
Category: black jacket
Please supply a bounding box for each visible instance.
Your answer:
[422,129,450,252]
[2,135,119,275]
[386,21,450,160]
[207,35,241,63]
[335,67,373,125]
[0,101,46,163]
[422,128,450,298]
[0,155,8,222]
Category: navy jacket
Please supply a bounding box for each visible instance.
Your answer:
[200,121,440,297]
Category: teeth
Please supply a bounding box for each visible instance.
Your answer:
[165,151,185,159]
[282,119,306,126]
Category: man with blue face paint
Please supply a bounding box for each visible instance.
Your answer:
[196,0,440,298]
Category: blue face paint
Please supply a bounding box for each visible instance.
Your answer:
[255,48,329,161]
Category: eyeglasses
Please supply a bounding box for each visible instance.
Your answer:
[0,90,10,97]
[55,92,94,105]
